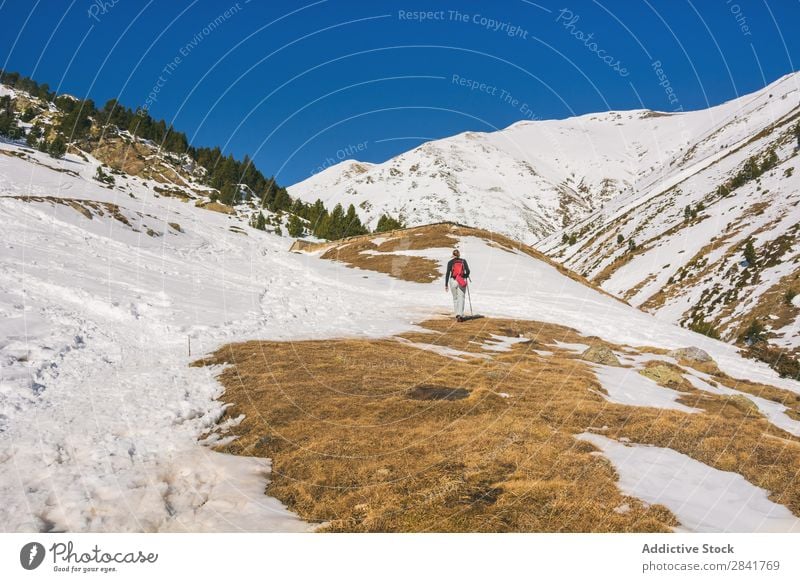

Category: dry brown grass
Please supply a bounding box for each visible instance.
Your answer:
[313,223,624,302]
[194,317,800,532]
[10,195,134,226]
[320,233,447,283]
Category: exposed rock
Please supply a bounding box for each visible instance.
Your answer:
[668,347,713,363]
[727,394,761,416]
[639,364,684,387]
[198,201,235,215]
[580,345,621,366]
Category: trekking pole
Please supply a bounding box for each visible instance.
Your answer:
[466,278,474,316]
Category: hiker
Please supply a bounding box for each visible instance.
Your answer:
[445,249,470,321]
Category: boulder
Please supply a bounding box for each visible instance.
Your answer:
[639,364,684,387]
[668,346,713,363]
[580,345,621,366]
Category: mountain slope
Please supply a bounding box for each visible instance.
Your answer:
[289,73,800,245]
[289,72,800,371]
[540,82,800,366]
[198,225,800,532]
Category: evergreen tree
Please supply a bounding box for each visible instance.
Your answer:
[343,204,367,237]
[290,199,307,218]
[376,214,403,232]
[48,135,67,158]
[287,214,304,238]
[58,99,94,140]
[94,165,115,185]
[616,233,624,244]
[26,125,42,148]
[760,149,778,173]
[0,95,21,138]
[743,238,757,267]
[250,211,267,231]
[740,320,766,344]
[20,106,37,122]
[218,183,239,206]
[307,199,326,229]
[328,203,346,239]
[314,212,332,239]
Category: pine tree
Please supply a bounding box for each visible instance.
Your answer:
[0,95,20,138]
[760,149,778,173]
[270,187,292,212]
[58,99,94,140]
[26,125,41,148]
[255,212,266,231]
[287,214,304,238]
[327,203,346,239]
[616,233,624,244]
[314,212,332,239]
[740,320,766,344]
[48,135,67,158]
[343,204,367,237]
[21,106,36,122]
[218,183,239,206]
[376,214,403,232]
[94,165,115,185]
[743,238,757,267]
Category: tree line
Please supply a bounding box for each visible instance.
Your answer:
[1,68,405,241]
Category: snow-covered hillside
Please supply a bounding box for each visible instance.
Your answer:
[290,73,800,244]
[290,72,800,365]
[539,77,799,360]
[2,79,799,532]
[0,142,422,532]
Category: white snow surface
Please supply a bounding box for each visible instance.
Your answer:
[290,73,800,247]
[591,364,699,413]
[579,433,800,533]
[683,372,800,437]
[479,334,530,352]
[1,138,798,532]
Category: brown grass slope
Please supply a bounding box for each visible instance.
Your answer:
[195,317,800,532]
[298,222,624,302]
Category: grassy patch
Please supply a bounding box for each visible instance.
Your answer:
[195,318,800,532]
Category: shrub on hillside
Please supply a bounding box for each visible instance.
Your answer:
[688,319,720,340]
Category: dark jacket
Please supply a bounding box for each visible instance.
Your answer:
[445,257,470,287]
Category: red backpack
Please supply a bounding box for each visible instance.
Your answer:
[451,259,467,287]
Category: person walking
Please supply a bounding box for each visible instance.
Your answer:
[445,249,470,322]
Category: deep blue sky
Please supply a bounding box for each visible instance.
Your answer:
[1,0,797,184]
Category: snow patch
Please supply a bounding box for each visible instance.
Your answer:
[579,433,800,532]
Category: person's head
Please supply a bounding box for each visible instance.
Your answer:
[452,249,460,258]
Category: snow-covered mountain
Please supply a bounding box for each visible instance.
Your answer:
[290,73,800,245]
[538,76,800,366]
[2,74,800,533]
[290,72,800,368]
